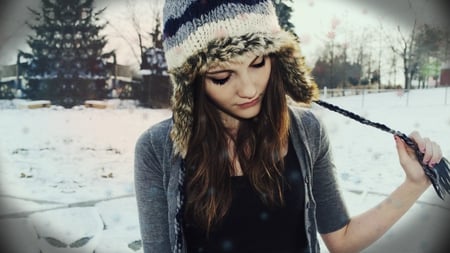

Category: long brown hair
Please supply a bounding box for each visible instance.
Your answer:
[184,55,290,233]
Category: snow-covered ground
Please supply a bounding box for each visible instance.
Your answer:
[0,88,449,252]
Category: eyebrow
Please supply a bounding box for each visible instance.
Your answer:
[205,56,260,75]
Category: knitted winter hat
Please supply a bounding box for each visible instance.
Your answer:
[163,0,319,157]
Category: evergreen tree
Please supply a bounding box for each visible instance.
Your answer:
[414,24,445,88]
[271,0,295,34]
[21,0,114,107]
[141,15,166,75]
[139,14,171,108]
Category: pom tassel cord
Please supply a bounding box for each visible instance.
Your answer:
[314,99,450,200]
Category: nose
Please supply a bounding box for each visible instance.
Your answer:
[237,72,257,98]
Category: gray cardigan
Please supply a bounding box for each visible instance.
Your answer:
[134,106,350,253]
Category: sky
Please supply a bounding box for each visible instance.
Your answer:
[1,88,450,252]
[0,0,448,71]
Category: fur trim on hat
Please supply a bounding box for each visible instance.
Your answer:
[169,30,319,158]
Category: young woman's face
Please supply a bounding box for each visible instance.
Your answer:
[203,54,271,126]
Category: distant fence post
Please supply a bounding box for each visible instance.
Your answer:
[361,88,365,107]
[406,88,410,106]
[323,86,327,99]
[445,86,448,105]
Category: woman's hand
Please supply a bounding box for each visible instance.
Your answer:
[322,131,444,253]
[395,131,443,187]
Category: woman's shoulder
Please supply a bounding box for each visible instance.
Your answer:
[288,105,330,161]
[135,118,173,153]
[288,104,327,146]
[288,104,322,129]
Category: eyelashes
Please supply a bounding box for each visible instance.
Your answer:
[209,57,266,86]
[252,57,266,68]
[211,76,230,85]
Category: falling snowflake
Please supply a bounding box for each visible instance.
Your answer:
[327,31,336,40]
[331,16,341,30]
[299,33,312,45]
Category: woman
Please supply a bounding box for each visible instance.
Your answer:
[134,1,442,252]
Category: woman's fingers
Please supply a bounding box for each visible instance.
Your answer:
[428,141,442,167]
[408,131,442,167]
[409,131,425,152]
[422,137,433,165]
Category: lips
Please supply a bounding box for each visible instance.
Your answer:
[237,97,260,109]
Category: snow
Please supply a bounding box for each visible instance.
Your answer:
[29,207,104,253]
[0,87,449,252]
[14,100,52,109]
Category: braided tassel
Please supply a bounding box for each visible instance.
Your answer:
[314,100,450,200]
[174,159,186,253]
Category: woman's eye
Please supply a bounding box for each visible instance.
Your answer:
[210,76,230,85]
[252,57,265,68]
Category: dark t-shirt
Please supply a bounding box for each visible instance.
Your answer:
[184,137,307,253]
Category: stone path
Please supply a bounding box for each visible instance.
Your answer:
[0,195,142,253]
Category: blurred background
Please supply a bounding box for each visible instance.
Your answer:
[0,0,449,108]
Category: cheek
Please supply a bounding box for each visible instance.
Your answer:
[258,63,271,90]
[205,83,233,104]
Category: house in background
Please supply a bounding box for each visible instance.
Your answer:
[0,63,23,99]
[111,64,141,100]
[139,47,171,108]
[440,61,450,86]
[0,62,136,103]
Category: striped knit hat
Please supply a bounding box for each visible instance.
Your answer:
[163,0,319,157]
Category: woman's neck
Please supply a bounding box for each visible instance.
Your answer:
[220,113,240,137]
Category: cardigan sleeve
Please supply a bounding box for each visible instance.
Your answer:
[134,122,172,253]
[303,111,350,234]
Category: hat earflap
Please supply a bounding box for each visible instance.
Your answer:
[170,74,194,158]
[272,38,319,104]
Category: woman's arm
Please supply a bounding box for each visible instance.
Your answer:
[134,129,171,253]
[321,131,442,253]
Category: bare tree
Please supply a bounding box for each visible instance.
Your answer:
[391,18,418,91]
[103,0,163,68]
[376,21,384,89]
[351,27,377,86]
[388,0,421,91]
